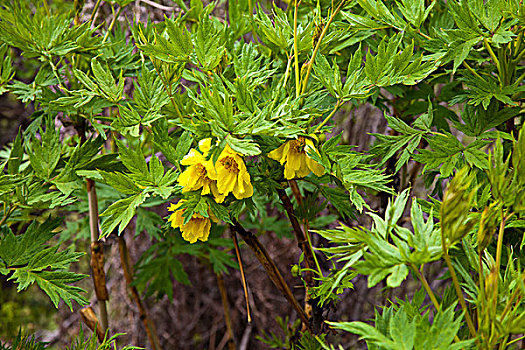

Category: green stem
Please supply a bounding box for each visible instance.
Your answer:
[506,334,525,346]
[89,0,103,23]
[300,0,346,95]
[484,38,503,86]
[0,205,17,227]
[500,286,520,322]
[410,263,441,311]
[151,63,184,123]
[511,48,525,65]
[410,263,463,343]
[42,0,50,15]
[48,58,68,93]
[513,68,525,87]
[102,5,124,44]
[312,100,341,133]
[248,0,258,45]
[493,208,508,314]
[442,246,477,338]
[462,61,483,80]
[293,0,301,99]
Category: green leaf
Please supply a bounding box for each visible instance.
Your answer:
[194,16,225,71]
[135,208,163,240]
[0,218,88,311]
[207,248,237,274]
[327,321,397,347]
[100,192,148,237]
[99,171,141,195]
[226,136,261,156]
[26,119,61,180]
[164,17,193,58]
[253,5,291,50]
[6,128,23,174]
[91,58,123,103]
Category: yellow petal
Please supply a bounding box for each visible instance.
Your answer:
[199,138,212,154]
[295,154,311,178]
[168,203,179,212]
[284,151,302,179]
[305,141,324,176]
[268,143,286,162]
[181,217,211,243]
[178,166,200,189]
[306,156,324,176]
[204,161,218,180]
[181,149,204,166]
[210,182,226,203]
[217,170,236,194]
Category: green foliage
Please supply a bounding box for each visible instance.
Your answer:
[0,328,140,350]
[0,0,524,348]
[0,218,88,310]
[327,302,474,350]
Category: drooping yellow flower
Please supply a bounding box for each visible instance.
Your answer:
[268,137,324,179]
[215,145,253,200]
[177,139,225,203]
[167,201,218,244]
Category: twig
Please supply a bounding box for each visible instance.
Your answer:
[80,306,105,342]
[231,220,311,328]
[239,323,253,350]
[139,0,174,11]
[118,236,161,350]
[232,230,252,323]
[216,273,236,350]
[276,188,319,281]
[87,179,109,332]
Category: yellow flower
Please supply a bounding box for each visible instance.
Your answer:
[268,137,324,179]
[215,145,253,200]
[177,139,225,203]
[167,201,218,243]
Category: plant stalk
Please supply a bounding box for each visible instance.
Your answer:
[232,230,252,323]
[118,236,161,350]
[87,179,109,332]
[442,246,477,338]
[312,100,342,133]
[102,5,124,44]
[300,0,346,95]
[89,0,103,24]
[216,273,236,350]
[293,0,301,98]
[276,188,319,282]
[231,220,311,328]
[0,205,17,227]
[410,263,440,311]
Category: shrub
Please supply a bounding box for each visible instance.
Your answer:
[0,0,524,348]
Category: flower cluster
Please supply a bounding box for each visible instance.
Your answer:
[167,201,218,243]
[170,136,324,243]
[268,136,324,179]
[177,139,253,203]
[172,138,253,243]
